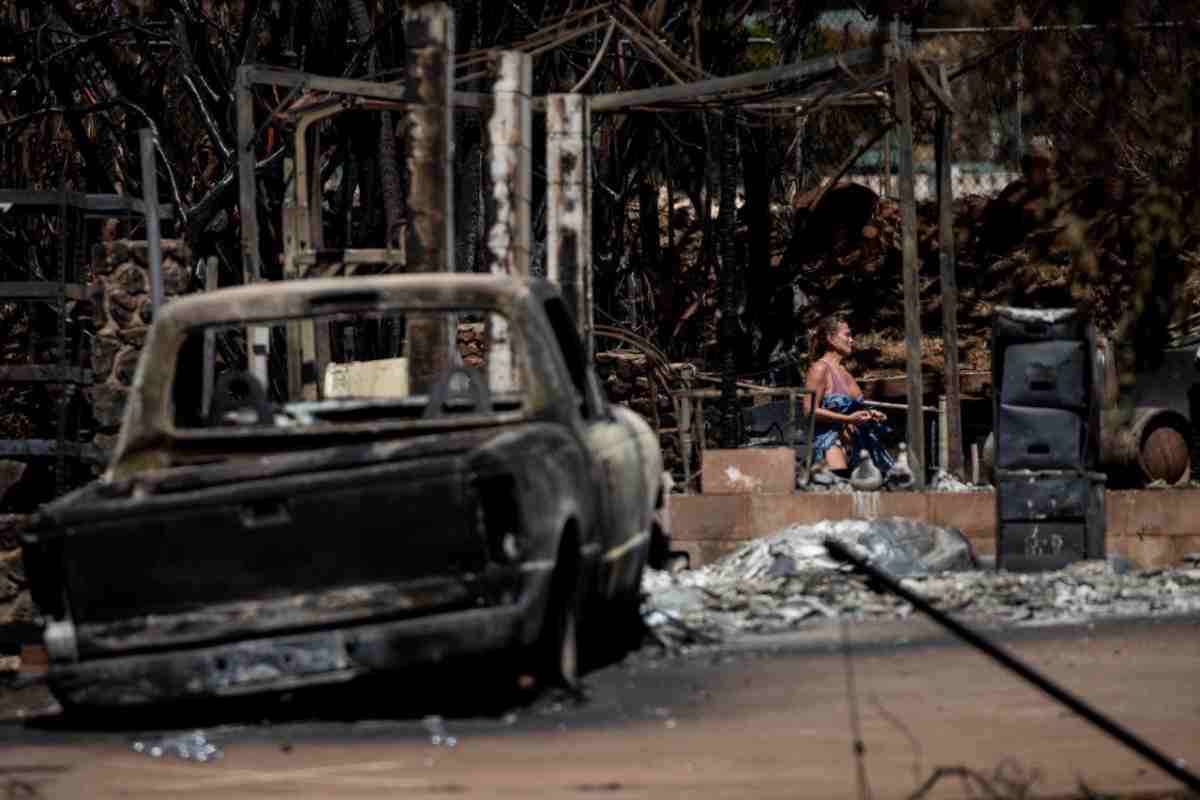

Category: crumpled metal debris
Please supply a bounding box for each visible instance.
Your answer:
[642,520,1200,648]
[131,730,223,761]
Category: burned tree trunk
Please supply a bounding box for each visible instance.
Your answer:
[639,176,660,276]
[740,119,772,371]
[348,0,404,252]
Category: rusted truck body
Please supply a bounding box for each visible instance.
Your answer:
[22,274,666,707]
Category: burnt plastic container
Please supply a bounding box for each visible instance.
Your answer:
[995,404,1087,470]
[1000,341,1088,410]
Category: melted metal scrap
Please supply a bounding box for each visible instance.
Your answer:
[131,730,223,761]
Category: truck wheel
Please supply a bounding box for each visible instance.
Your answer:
[537,552,581,690]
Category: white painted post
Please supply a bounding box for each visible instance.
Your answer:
[483,51,532,394]
[485,51,533,278]
[546,93,593,358]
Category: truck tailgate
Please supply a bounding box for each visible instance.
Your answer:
[30,453,486,657]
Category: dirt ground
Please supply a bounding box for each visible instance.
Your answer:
[1,615,1198,799]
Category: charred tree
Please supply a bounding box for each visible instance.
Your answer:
[348,0,404,252]
[740,119,774,372]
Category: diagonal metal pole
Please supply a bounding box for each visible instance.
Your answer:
[138,128,164,314]
[824,539,1200,796]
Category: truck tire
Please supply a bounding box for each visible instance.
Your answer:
[536,542,581,690]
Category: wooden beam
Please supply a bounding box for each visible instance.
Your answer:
[244,65,408,101]
[590,47,878,112]
[893,21,926,488]
[911,59,958,114]
[937,63,964,478]
[834,58,894,119]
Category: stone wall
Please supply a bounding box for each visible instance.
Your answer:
[89,240,191,461]
[0,514,32,649]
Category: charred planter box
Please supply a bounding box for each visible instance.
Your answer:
[995,405,1088,470]
[995,469,1106,572]
[1000,341,1089,410]
[992,307,1101,472]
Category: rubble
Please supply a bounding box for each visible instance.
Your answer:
[642,520,1200,647]
[131,730,223,762]
[928,470,990,492]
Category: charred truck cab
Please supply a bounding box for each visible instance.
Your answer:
[22,274,667,707]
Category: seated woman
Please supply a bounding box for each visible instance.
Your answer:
[802,316,894,475]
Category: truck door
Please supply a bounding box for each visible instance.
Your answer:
[541,298,644,595]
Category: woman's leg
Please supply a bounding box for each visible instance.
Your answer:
[825,444,848,470]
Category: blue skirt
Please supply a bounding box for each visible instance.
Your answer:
[810,393,896,473]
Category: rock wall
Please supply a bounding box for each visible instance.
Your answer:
[89,240,192,461]
[0,514,32,648]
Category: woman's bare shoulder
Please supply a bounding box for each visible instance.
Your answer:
[804,360,830,383]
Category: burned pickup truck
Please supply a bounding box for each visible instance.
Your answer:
[22,274,667,707]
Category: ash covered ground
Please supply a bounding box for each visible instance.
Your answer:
[641,519,1200,647]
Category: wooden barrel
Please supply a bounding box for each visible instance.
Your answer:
[1106,408,1191,486]
[1137,416,1190,485]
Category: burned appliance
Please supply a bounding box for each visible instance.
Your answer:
[992,307,1106,571]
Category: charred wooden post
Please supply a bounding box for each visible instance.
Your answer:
[235,66,270,385]
[291,123,325,401]
[404,1,455,394]
[201,256,218,418]
[718,108,739,449]
[482,51,532,392]
[235,67,261,287]
[892,20,925,487]
[546,93,593,357]
[936,64,964,478]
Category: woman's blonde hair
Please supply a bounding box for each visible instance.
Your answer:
[810,314,846,360]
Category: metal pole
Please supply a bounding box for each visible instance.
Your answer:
[138,128,164,314]
[893,21,926,487]
[825,538,1200,796]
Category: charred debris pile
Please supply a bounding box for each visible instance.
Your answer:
[642,519,1200,648]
